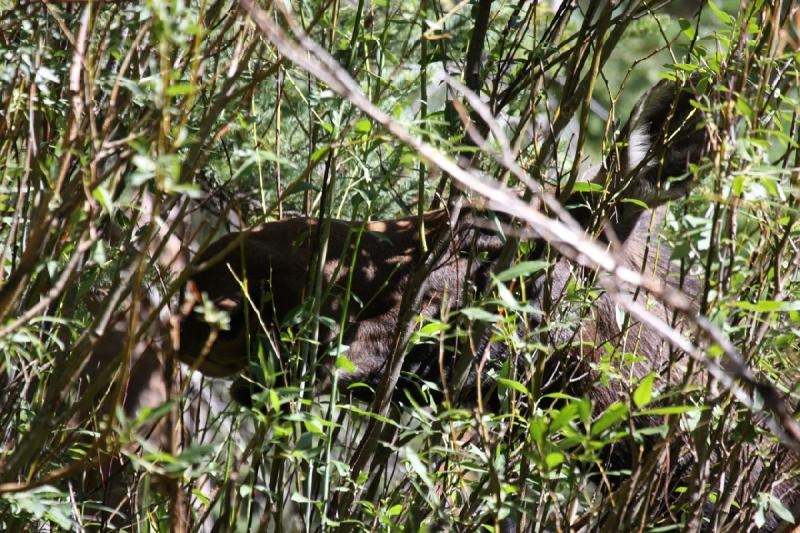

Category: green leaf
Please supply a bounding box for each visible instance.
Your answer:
[621,198,649,209]
[543,392,579,401]
[354,119,372,133]
[496,261,549,282]
[497,378,529,396]
[386,503,403,517]
[706,344,724,358]
[570,182,604,193]
[495,281,518,309]
[404,448,439,506]
[304,419,324,435]
[461,307,502,322]
[285,181,318,197]
[91,240,107,265]
[44,507,73,529]
[291,492,317,504]
[545,452,564,469]
[311,145,331,162]
[770,494,796,524]
[708,1,734,25]
[761,176,780,196]
[637,405,705,416]
[529,418,546,446]
[550,402,578,431]
[92,185,115,215]
[418,321,448,336]
[754,507,766,529]
[336,354,356,373]
[736,97,753,120]
[340,405,401,427]
[269,390,281,412]
[633,373,655,408]
[678,18,695,40]
[176,444,214,465]
[164,181,204,199]
[134,400,174,427]
[592,402,628,435]
[132,154,156,172]
[167,82,195,96]
[192,488,210,506]
[732,174,745,195]
[736,300,800,312]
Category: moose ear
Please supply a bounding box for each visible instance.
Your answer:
[620,77,708,205]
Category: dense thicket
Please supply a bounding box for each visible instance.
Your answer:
[0,1,799,531]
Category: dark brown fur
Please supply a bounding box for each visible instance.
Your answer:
[179,208,502,392]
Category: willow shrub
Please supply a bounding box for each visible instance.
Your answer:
[0,1,799,531]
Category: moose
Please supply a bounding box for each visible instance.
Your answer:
[178,79,703,408]
[177,79,799,530]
